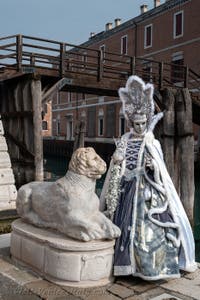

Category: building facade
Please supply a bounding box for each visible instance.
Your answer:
[49,0,200,145]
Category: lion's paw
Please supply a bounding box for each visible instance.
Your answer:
[102,220,121,239]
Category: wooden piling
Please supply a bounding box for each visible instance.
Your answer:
[175,88,194,225]
[31,79,43,181]
[162,88,175,181]
[162,87,194,225]
[73,120,85,152]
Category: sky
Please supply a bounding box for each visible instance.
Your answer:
[0,0,165,45]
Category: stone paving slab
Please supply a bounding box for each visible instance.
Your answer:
[161,276,200,300]
[25,279,70,299]
[0,233,10,249]
[0,273,41,299]
[107,283,135,298]
[0,241,200,300]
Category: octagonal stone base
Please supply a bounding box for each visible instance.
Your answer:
[11,219,115,287]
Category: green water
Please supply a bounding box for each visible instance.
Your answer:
[44,154,200,262]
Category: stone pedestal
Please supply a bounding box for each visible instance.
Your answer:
[11,219,115,287]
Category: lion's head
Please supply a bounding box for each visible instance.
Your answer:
[69,147,107,179]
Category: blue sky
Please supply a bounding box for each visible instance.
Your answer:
[0,0,164,45]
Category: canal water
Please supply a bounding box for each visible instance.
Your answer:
[44,154,200,262]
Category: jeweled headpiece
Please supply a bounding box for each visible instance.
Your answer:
[119,75,154,127]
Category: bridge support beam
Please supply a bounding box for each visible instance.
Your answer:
[162,88,194,226]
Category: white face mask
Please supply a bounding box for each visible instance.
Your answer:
[132,119,147,135]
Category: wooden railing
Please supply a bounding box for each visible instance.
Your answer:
[0,34,200,95]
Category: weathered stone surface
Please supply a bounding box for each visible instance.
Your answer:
[49,296,82,300]
[0,168,15,185]
[25,279,69,299]
[0,152,11,168]
[0,185,17,204]
[11,219,115,287]
[131,281,157,293]
[81,295,120,300]
[61,285,108,298]
[0,119,17,211]
[149,293,184,300]
[0,120,4,135]
[183,268,200,280]
[107,283,134,298]
[0,136,8,151]
[125,288,166,300]
[3,267,40,286]
[0,257,14,273]
[0,233,10,249]
[161,277,200,300]
[0,273,37,298]
[2,295,41,300]
[16,147,120,242]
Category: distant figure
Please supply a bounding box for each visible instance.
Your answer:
[101,75,197,280]
[17,147,121,242]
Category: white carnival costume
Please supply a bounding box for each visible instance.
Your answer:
[100,75,196,280]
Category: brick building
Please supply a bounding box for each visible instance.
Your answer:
[49,0,200,145]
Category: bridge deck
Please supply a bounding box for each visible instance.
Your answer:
[0,34,200,114]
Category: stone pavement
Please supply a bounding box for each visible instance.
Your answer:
[0,236,200,300]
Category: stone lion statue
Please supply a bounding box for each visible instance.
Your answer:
[16,147,121,241]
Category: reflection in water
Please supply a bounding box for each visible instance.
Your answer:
[44,155,200,262]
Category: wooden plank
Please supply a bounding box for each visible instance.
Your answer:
[4,131,34,158]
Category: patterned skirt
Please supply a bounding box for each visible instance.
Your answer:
[113,175,180,280]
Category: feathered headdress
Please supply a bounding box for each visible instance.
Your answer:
[119,75,155,127]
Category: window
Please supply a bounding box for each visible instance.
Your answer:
[98,109,104,136]
[174,11,183,38]
[144,24,152,48]
[100,45,105,61]
[42,121,48,131]
[121,35,128,55]
[119,108,126,136]
[98,118,104,136]
[68,92,72,103]
[57,92,60,104]
[119,116,125,136]
[43,104,48,114]
[66,115,73,140]
[56,120,60,135]
[82,51,87,70]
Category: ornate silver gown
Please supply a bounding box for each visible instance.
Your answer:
[101,131,197,280]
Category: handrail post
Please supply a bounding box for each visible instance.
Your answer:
[97,50,103,81]
[30,53,35,66]
[60,43,65,77]
[184,65,189,88]
[159,61,164,90]
[16,34,22,71]
[130,56,136,75]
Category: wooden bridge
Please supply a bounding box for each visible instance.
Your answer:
[0,34,199,224]
[0,34,200,101]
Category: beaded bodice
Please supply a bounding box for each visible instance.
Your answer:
[125,139,142,171]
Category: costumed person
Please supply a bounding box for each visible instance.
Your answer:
[100,75,197,280]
